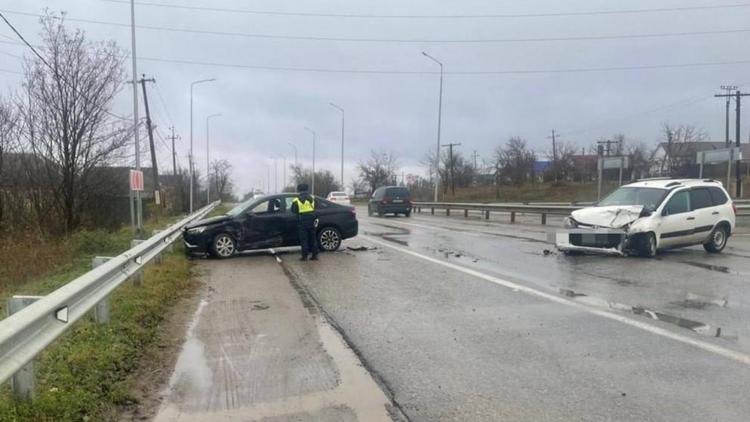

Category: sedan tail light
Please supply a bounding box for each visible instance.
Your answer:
[382,198,390,204]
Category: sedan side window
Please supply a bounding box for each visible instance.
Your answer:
[663,191,690,215]
[249,198,283,214]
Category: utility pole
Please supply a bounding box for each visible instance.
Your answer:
[442,142,461,195]
[129,0,142,235]
[168,126,180,175]
[715,89,749,197]
[547,129,559,182]
[138,75,159,205]
[721,85,737,146]
[472,150,479,170]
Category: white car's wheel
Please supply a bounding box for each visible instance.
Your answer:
[638,232,657,258]
[212,233,236,258]
[703,224,728,253]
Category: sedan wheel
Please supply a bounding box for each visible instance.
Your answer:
[704,225,728,253]
[212,233,236,258]
[318,227,342,252]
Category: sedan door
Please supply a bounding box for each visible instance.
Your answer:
[239,198,286,249]
[658,189,696,248]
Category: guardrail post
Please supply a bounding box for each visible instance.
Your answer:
[431,207,434,215]
[464,209,468,217]
[91,257,114,324]
[7,295,43,400]
[485,210,490,220]
[541,213,547,225]
[446,208,450,216]
[510,211,516,223]
[130,239,145,285]
[152,229,172,256]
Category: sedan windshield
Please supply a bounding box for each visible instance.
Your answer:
[598,187,667,211]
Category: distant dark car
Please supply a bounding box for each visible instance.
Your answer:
[183,194,358,258]
[368,186,412,217]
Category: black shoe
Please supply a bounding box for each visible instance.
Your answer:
[310,255,319,261]
[300,256,308,261]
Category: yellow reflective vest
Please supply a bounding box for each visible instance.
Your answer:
[292,197,315,214]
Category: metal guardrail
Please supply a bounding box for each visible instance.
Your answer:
[0,201,218,398]
[414,201,750,222]
[413,202,581,224]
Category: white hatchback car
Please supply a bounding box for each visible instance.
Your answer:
[556,179,736,257]
[326,191,352,206]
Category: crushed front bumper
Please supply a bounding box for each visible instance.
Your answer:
[553,228,629,256]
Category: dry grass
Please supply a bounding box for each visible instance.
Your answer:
[435,182,622,203]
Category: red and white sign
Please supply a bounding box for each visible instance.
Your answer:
[129,170,144,191]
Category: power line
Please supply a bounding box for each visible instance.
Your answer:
[152,82,174,126]
[139,55,750,76]
[0,11,130,121]
[101,0,750,19]
[4,9,750,44]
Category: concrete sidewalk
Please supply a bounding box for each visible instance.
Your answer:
[153,254,395,421]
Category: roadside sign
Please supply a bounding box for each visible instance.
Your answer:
[129,170,144,191]
[697,147,742,164]
[599,156,630,170]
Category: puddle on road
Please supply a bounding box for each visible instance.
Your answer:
[680,261,732,274]
[163,299,214,407]
[558,288,734,340]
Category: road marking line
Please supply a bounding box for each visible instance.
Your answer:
[360,234,750,366]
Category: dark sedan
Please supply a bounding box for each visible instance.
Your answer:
[182,194,358,258]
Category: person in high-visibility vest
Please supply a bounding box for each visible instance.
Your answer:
[291,183,319,261]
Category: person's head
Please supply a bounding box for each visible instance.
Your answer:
[297,183,309,193]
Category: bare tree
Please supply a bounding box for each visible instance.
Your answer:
[210,159,233,201]
[0,96,19,230]
[17,14,129,233]
[546,142,578,182]
[357,150,399,193]
[659,123,708,175]
[290,165,340,196]
[494,137,536,186]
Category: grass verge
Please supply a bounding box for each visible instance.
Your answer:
[0,247,196,421]
[0,216,199,421]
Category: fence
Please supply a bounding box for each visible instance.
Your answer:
[0,201,218,399]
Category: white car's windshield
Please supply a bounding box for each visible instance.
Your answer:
[598,187,667,211]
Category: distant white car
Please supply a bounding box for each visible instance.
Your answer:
[326,191,352,206]
[556,179,736,257]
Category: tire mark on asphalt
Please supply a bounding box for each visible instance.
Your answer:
[361,234,750,367]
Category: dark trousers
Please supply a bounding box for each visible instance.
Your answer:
[299,226,319,258]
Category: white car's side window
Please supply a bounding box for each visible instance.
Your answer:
[664,191,690,215]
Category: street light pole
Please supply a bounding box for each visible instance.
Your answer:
[330,102,345,189]
[422,51,443,202]
[189,78,216,212]
[288,142,298,167]
[206,113,221,204]
[304,127,316,196]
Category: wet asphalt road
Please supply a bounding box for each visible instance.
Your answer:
[279,207,750,421]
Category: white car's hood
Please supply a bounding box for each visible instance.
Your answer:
[571,205,644,228]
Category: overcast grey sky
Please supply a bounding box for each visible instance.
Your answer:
[1,0,749,195]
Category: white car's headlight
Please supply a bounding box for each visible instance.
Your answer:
[187,226,206,235]
[563,217,577,228]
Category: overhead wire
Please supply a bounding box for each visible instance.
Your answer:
[0,10,130,121]
[3,9,750,44]
[138,56,750,76]
[101,0,750,20]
